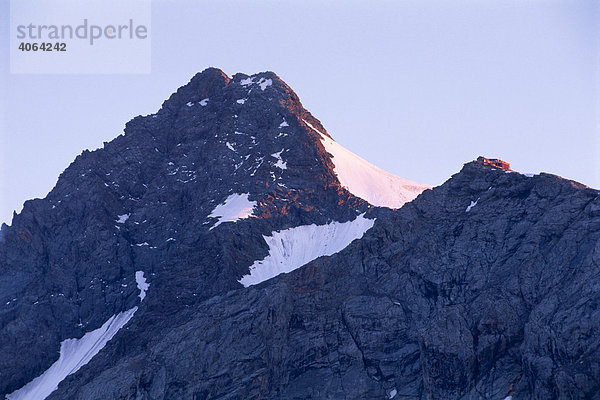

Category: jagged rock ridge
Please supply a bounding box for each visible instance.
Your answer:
[1,68,599,400]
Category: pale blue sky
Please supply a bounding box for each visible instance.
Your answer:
[1,0,599,225]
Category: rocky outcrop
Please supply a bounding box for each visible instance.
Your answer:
[2,68,599,399]
[476,156,511,171]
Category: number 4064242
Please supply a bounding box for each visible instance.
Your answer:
[18,42,66,51]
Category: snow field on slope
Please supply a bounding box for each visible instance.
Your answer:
[302,119,430,209]
[7,309,137,400]
[238,214,375,287]
[7,272,150,400]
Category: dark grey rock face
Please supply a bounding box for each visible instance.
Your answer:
[0,68,364,396]
[2,68,600,400]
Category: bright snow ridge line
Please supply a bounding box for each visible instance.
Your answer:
[238,214,375,287]
[302,119,430,209]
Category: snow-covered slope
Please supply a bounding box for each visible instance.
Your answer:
[7,273,150,400]
[239,214,375,287]
[303,119,431,209]
[6,308,137,400]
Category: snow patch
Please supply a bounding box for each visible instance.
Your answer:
[279,119,289,128]
[258,78,272,91]
[239,214,375,287]
[303,119,430,209]
[236,98,247,104]
[135,271,149,301]
[208,193,257,229]
[271,149,287,170]
[186,101,193,107]
[116,214,130,224]
[388,388,398,399]
[240,76,271,90]
[6,308,137,400]
[240,77,254,86]
[465,198,479,213]
[250,157,264,177]
[199,98,209,106]
[226,142,235,151]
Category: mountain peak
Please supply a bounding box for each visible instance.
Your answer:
[1,68,432,398]
[191,66,230,81]
[113,68,428,210]
[158,67,230,114]
[186,67,231,95]
[2,69,599,400]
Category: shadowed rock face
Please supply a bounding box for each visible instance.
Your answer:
[0,68,366,396]
[2,69,600,400]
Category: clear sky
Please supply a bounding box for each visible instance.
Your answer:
[1,0,599,225]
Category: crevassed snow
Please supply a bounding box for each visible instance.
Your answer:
[238,214,375,287]
[116,213,130,224]
[271,150,287,170]
[465,198,479,213]
[7,308,137,400]
[199,98,209,106]
[302,119,430,209]
[135,271,149,301]
[208,193,257,229]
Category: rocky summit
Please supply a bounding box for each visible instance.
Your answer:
[1,68,599,400]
